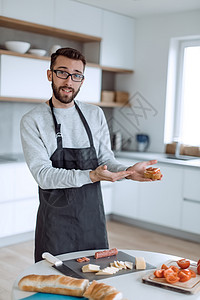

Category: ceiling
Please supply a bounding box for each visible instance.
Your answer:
[73,0,200,18]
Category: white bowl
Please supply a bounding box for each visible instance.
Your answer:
[5,41,30,54]
[29,49,47,56]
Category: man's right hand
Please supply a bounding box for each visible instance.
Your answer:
[89,165,133,183]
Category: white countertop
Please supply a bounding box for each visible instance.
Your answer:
[115,151,200,168]
[12,249,200,300]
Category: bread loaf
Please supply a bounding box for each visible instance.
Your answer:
[18,274,89,297]
[83,280,123,300]
[144,167,162,180]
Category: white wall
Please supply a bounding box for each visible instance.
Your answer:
[115,10,200,153]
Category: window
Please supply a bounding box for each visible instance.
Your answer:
[164,38,200,147]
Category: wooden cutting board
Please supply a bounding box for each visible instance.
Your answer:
[142,260,200,294]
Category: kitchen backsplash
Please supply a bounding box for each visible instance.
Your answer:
[0,102,114,155]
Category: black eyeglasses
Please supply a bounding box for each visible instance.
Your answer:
[53,70,84,82]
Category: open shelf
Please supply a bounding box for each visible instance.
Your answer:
[0,16,101,43]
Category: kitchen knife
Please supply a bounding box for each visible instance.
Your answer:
[42,252,83,279]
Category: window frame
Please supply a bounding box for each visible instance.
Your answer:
[164,37,200,146]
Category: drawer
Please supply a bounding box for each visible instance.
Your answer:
[181,199,200,234]
[183,169,200,202]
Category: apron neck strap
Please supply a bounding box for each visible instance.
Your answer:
[74,101,94,147]
[49,98,94,148]
[49,98,62,149]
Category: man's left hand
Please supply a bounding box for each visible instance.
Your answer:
[126,160,161,182]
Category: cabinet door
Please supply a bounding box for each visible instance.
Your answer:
[13,198,38,235]
[75,66,102,103]
[112,158,139,218]
[2,0,54,26]
[138,165,183,229]
[14,163,38,200]
[54,0,102,37]
[183,168,200,202]
[0,202,14,238]
[0,55,51,99]
[100,11,135,70]
[112,180,139,219]
[101,182,113,215]
[0,163,15,203]
[182,200,200,234]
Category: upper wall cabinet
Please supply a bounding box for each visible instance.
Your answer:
[100,11,135,70]
[0,55,51,99]
[54,0,102,38]
[1,0,54,27]
[75,65,102,103]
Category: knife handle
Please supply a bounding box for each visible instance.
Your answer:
[42,252,62,266]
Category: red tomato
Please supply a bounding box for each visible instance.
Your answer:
[197,259,200,266]
[161,264,168,270]
[165,273,180,284]
[154,269,164,278]
[197,264,200,275]
[189,269,196,278]
[178,270,191,282]
[169,265,179,273]
[163,268,175,278]
[177,259,190,269]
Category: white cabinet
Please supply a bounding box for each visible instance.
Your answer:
[138,164,183,229]
[2,0,54,27]
[0,163,15,203]
[112,179,139,219]
[100,11,135,70]
[13,198,38,235]
[0,162,39,240]
[183,168,200,202]
[54,0,102,37]
[181,168,200,234]
[14,163,38,200]
[75,66,102,103]
[0,55,51,99]
[101,182,113,215]
[112,158,139,218]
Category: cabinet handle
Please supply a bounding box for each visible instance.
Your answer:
[183,198,200,204]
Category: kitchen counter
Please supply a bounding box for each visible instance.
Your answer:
[114,151,200,168]
[0,153,25,164]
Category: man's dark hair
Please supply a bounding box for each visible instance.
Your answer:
[50,47,87,71]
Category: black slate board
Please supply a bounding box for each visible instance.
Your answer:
[60,251,155,281]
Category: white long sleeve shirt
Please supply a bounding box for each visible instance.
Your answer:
[20,101,127,189]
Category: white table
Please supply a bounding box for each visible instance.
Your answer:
[12,249,200,300]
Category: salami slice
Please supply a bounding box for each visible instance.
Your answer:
[76,257,90,263]
[95,248,118,259]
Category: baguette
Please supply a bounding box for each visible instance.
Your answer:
[18,274,89,297]
[83,280,123,300]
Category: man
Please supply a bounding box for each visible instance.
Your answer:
[20,47,158,262]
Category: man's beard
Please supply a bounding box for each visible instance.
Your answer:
[52,80,81,104]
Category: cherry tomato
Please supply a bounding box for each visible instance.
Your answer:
[188,269,196,278]
[197,264,200,275]
[161,264,168,270]
[169,265,179,273]
[178,270,191,282]
[177,259,190,269]
[165,273,180,284]
[154,269,164,278]
[163,268,175,278]
[197,259,200,266]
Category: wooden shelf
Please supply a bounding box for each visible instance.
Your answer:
[0,50,134,74]
[0,97,130,107]
[0,16,101,43]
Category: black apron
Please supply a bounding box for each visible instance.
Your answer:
[35,99,108,262]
